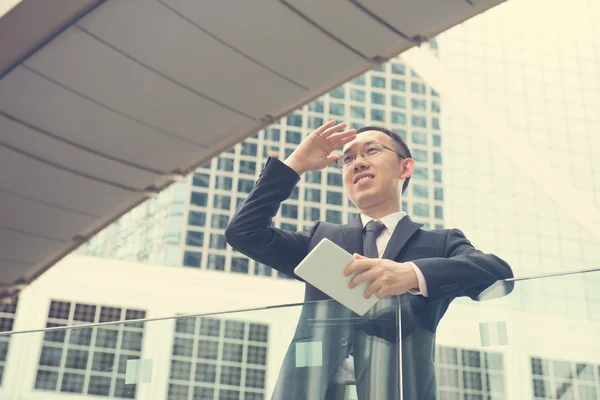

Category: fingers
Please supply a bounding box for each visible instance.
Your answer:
[349,268,380,289]
[343,258,373,277]
[364,281,385,299]
[320,121,348,137]
[313,119,338,136]
[328,130,357,148]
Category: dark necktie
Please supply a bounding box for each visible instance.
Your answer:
[363,220,386,258]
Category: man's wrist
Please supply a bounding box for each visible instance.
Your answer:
[283,157,307,176]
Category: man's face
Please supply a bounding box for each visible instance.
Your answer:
[341,130,409,210]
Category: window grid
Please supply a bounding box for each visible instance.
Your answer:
[168,316,268,400]
[34,300,146,399]
[0,299,18,387]
[435,346,506,399]
[531,356,600,400]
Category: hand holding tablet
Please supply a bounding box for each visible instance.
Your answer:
[294,239,380,316]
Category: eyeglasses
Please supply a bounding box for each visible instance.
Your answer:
[335,143,406,170]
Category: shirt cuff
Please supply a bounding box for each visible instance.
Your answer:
[408,262,429,297]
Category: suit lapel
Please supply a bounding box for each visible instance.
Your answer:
[382,215,423,260]
[340,215,364,256]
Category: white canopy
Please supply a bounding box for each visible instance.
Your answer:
[0,0,503,297]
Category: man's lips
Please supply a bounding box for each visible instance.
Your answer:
[353,172,375,184]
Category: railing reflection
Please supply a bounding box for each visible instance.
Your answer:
[0,268,598,399]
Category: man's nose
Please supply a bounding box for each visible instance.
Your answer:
[353,158,370,173]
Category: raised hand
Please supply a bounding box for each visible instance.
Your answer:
[284,120,356,175]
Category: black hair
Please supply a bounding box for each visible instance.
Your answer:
[355,126,412,193]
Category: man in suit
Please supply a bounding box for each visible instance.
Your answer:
[225,120,514,399]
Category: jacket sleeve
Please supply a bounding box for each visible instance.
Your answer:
[225,157,318,278]
[412,229,514,302]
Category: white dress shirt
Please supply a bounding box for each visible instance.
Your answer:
[360,212,429,297]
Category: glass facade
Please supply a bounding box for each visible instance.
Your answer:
[432,0,600,321]
[168,317,268,400]
[34,300,146,398]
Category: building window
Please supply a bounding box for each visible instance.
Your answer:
[413,149,428,163]
[392,112,406,125]
[304,207,320,221]
[188,211,206,227]
[413,167,428,181]
[392,79,406,91]
[289,187,299,200]
[239,161,256,176]
[186,231,204,247]
[351,89,365,102]
[168,317,268,400]
[371,76,386,88]
[192,173,210,187]
[217,157,234,172]
[190,192,207,207]
[434,169,442,183]
[351,106,365,120]
[231,257,249,274]
[371,92,386,105]
[281,223,297,231]
[432,100,441,113]
[413,203,430,217]
[304,188,321,203]
[329,103,345,116]
[413,184,429,199]
[433,152,442,165]
[434,188,444,201]
[183,251,202,268]
[412,115,427,128]
[215,176,232,191]
[435,206,444,219]
[392,63,406,75]
[241,142,257,156]
[305,171,321,184]
[432,134,441,147]
[330,87,345,99]
[238,179,254,194]
[411,99,427,111]
[436,346,505,399]
[209,234,227,250]
[353,75,366,85]
[412,131,428,145]
[411,82,426,94]
[432,117,440,130]
[308,117,324,129]
[308,100,324,113]
[207,254,225,271]
[264,128,280,142]
[213,195,231,211]
[327,172,343,187]
[34,301,146,398]
[371,109,385,122]
[0,300,17,386]
[281,204,298,219]
[287,114,303,127]
[286,131,302,145]
[326,191,343,206]
[211,214,229,230]
[326,210,342,224]
[391,95,406,108]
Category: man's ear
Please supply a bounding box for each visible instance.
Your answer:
[400,158,416,180]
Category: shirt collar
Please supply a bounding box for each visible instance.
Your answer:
[360,211,407,234]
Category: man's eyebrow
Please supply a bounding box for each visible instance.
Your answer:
[343,140,376,155]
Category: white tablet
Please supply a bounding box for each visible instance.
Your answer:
[294,238,380,316]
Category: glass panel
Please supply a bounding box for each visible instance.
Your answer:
[424,270,600,400]
[6,300,401,399]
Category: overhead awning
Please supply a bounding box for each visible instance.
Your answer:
[0,0,504,298]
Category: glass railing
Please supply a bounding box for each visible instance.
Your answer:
[1,269,599,400]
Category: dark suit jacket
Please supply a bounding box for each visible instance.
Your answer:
[225,157,514,400]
